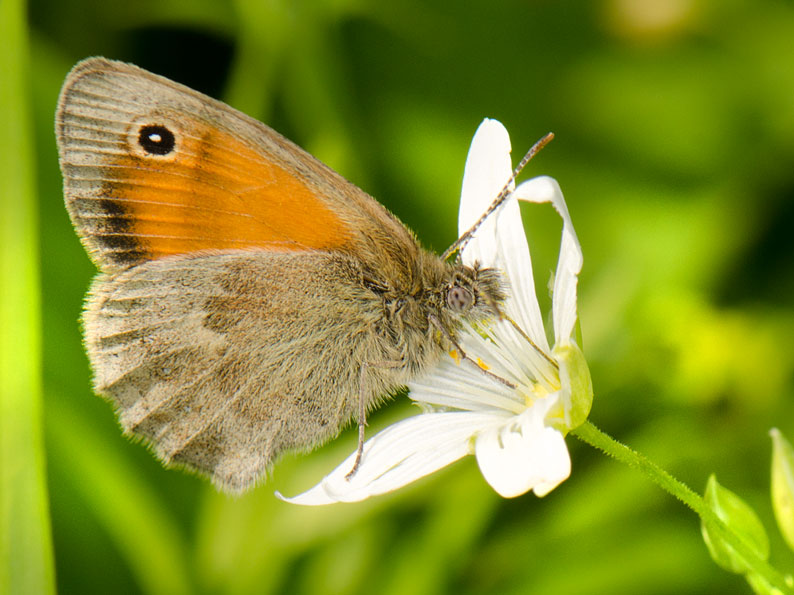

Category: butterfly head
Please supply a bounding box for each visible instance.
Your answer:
[441,262,506,326]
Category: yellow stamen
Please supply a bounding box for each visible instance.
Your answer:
[449,349,461,365]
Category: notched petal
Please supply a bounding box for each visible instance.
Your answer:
[459,118,512,267]
[475,420,571,498]
[513,176,583,343]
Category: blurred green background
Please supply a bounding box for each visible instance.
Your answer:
[2,0,794,593]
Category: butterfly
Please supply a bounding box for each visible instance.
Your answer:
[56,58,508,492]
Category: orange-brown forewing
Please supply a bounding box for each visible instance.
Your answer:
[57,58,417,277]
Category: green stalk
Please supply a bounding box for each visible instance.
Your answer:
[0,0,57,592]
[573,421,792,593]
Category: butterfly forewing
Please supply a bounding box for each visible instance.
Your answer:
[57,58,419,282]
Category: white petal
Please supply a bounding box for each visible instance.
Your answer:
[492,194,550,353]
[474,408,571,498]
[409,324,544,414]
[409,356,525,414]
[278,412,507,505]
[458,121,550,355]
[458,119,512,267]
[512,176,583,343]
[527,430,572,497]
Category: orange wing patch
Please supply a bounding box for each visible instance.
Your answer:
[67,117,352,269]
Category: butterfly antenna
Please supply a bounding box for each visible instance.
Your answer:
[442,132,554,261]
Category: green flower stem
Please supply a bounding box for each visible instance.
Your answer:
[572,421,792,593]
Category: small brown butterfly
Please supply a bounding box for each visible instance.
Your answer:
[56,57,519,493]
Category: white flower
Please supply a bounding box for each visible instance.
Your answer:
[278,119,592,505]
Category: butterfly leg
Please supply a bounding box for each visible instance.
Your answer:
[427,314,515,389]
[345,360,402,480]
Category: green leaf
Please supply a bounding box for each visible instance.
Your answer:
[0,0,56,593]
[770,428,794,553]
[701,474,770,575]
[746,571,785,595]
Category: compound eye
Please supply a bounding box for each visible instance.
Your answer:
[447,285,473,312]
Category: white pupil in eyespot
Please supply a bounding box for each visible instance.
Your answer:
[148,133,162,142]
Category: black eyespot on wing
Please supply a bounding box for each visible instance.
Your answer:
[138,124,176,155]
